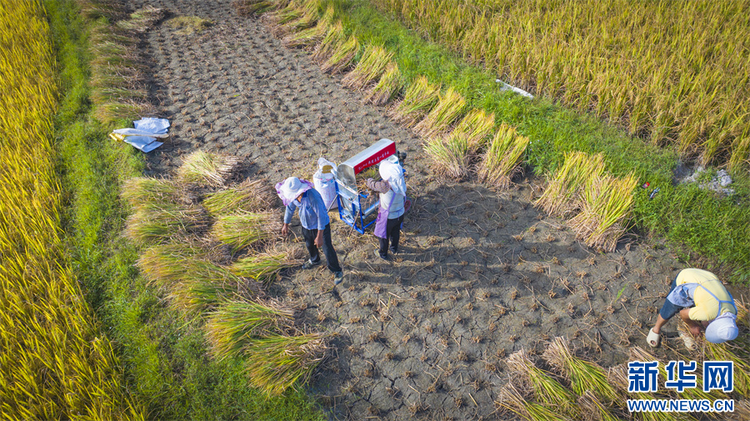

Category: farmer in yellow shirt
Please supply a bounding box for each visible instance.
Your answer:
[647,268,738,347]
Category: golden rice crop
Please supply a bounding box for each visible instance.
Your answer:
[389,75,440,126]
[477,123,530,189]
[342,44,394,90]
[205,298,294,361]
[211,211,282,253]
[534,151,605,217]
[372,0,750,171]
[363,61,403,105]
[0,1,143,418]
[413,86,467,138]
[568,172,638,252]
[176,150,239,187]
[244,333,327,396]
[543,337,620,404]
[320,35,360,74]
[202,178,279,216]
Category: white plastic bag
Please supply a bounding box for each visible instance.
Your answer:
[313,157,337,211]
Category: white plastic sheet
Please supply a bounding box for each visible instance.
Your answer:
[112,118,170,152]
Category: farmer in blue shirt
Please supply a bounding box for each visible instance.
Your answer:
[277,177,344,285]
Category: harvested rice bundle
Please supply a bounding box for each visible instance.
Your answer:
[389,76,440,127]
[176,150,239,187]
[453,108,496,153]
[283,4,334,47]
[117,7,167,32]
[203,178,278,216]
[568,172,637,252]
[342,44,394,90]
[205,298,294,361]
[363,61,403,105]
[506,350,578,416]
[414,87,467,138]
[311,21,345,62]
[124,203,205,245]
[263,0,302,28]
[577,390,620,421]
[705,341,750,398]
[211,211,282,253]
[498,382,570,421]
[233,0,276,17]
[135,242,243,294]
[320,35,359,74]
[170,277,242,313]
[230,243,304,282]
[543,337,620,404]
[477,123,530,189]
[534,151,605,217]
[244,333,327,396]
[607,364,674,421]
[423,133,470,180]
[275,0,320,36]
[121,177,182,209]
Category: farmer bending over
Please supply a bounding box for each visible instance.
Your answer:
[648,268,738,347]
[277,177,344,285]
[366,156,407,260]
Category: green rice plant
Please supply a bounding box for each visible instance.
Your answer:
[244,333,327,396]
[203,178,279,216]
[211,212,282,253]
[121,177,182,209]
[453,108,496,153]
[320,35,360,74]
[342,44,394,90]
[389,75,440,127]
[205,298,294,361]
[283,4,334,47]
[577,390,622,421]
[363,61,403,105]
[413,86,467,138]
[568,172,638,252]
[534,151,605,217]
[423,134,470,180]
[176,150,239,187]
[233,0,277,16]
[499,382,570,421]
[311,20,345,62]
[543,337,620,404]
[124,203,205,245]
[506,350,578,416]
[477,123,530,189]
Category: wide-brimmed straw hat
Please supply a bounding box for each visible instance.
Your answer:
[278,177,312,204]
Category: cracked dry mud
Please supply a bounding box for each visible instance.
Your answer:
[128,1,707,419]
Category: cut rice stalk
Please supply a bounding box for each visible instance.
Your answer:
[414,86,467,138]
[136,242,221,288]
[707,340,750,397]
[276,0,320,36]
[124,203,205,245]
[477,123,529,189]
[388,75,440,127]
[230,252,294,282]
[233,0,277,17]
[244,333,327,396]
[320,35,359,74]
[423,134,470,180]
[282,4,334,47]
[205,298,294,361]
[211,211,282,253]
[499,382,570,421]
[202,178,278,216]
[311,21,344,62]
[506,350,578,416]
[534,151,605,217]
[176,150,239,187]
[543,337,620,404]
[577,390,620,421]
[121,177,181,209]
[342,44,394,90]
[171,278,241,313]
[363,61,403,105]
[453,108,496,153]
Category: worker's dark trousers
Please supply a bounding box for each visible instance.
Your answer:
[302,223,342,273]
[378,214,404,257]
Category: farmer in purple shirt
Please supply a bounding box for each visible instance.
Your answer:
[277,177,344,285]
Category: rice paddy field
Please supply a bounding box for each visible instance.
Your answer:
[3,0,749,420]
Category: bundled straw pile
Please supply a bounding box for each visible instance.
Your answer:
[534,151,605,217]
[211,212,282,253]
[389,76,441,127]
[176,150,239,187]
[203,178,278,216]
[244,333,326,396]
[342,44,394,90]
[505,350,577,416]
[413,86,467,138]
[477,123,530,189]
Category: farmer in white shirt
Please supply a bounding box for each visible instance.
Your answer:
[366,156,407,260]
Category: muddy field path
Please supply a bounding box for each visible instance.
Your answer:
[128,1,687,419]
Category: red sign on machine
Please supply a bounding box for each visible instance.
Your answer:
[336,139,396,188]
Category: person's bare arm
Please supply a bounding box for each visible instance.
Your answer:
[366,178,390,193]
